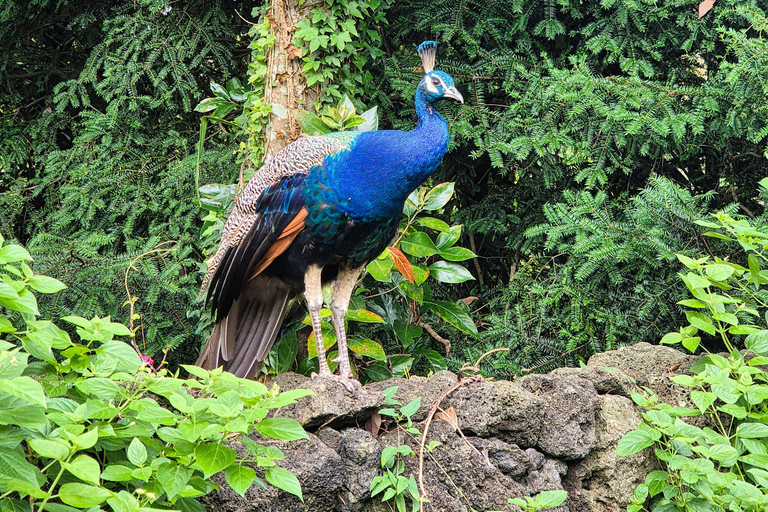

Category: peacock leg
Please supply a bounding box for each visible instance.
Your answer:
[331,265,363,381]
[305,265,332,377]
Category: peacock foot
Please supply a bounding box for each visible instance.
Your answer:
[311,371,361,395]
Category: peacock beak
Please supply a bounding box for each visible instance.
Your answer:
[444,86,464,103]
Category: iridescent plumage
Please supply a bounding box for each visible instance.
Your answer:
[197,42,463,389]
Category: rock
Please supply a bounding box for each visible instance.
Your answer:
[272,372,385,430]
[202,431,345,512]
[517,374,599,460]
[448,378,543,448]
[337,429,381,512]
[564,394,659,512]
[587,342,698,386]
[200,343,703,512]
[365,370,457,422]
[550,365,636,397]
[487,439,530,478]
[377,421,527,512]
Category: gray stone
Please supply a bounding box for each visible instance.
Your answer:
[517,374,599,460]
[448,379,543,448]
[272,372,385,429]
[565,394,659,512]
[365,370,457,422]
[550,365,637,397]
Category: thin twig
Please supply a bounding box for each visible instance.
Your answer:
[418,321,450,356]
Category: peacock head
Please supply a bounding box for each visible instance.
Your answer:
[417,41,463,104]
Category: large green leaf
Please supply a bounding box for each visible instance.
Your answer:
[255,418,308,441]
[348,337,386,361]
[58,484,113,508]
[0,377,46,407]
[28,439,70,461]
[225,465,256,497]
[616,424,661,456]
[156,462,193,499]
[428,261,474,283]
[194,443,237,478]
[422,183,454,211]
[400,232,439,258]
[64,455,101,485]
[265,467,303,502]
[423,300,477,335]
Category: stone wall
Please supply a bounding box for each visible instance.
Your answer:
[201,343,701,512]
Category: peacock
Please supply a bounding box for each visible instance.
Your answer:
[196,41,463,390]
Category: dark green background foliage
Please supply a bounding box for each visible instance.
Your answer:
[369,0,768,374]
[2,0,768,376]
[1,0,255,363]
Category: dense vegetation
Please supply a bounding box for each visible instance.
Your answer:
[2,0,768,379]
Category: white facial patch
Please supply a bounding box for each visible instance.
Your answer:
[425,75,445,95]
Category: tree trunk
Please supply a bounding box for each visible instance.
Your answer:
[262,0,323,161]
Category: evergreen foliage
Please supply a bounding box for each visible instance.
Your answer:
[371,0,768,374]
[1,0,254,360]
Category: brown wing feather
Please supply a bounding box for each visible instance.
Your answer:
[248,207,307,280]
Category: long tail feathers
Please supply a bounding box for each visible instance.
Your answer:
[196,277,293,379]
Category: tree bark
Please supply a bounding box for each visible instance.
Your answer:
[262,0,323,160]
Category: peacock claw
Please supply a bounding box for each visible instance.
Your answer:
[311,371,361,395]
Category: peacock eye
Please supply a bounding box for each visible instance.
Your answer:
[431,77,440,87]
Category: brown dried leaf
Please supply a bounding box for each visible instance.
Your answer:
[365,412,383,439]
[460,296,479,306]
[286,45,303,60]
[435,406,459,430]
[668,363,682,372]
[698,0,714,18]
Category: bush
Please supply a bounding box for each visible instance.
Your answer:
[0,235,310,512]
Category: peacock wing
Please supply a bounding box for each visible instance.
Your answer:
[201,133,358,319]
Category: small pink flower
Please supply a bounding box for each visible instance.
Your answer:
[139,354,154,366]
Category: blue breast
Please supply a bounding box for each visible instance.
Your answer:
[307,106,449,222]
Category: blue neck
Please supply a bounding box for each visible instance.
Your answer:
[308,88,449,221]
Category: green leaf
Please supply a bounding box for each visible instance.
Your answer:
[423,300,477,335]
[399,397,421,418]
[400,232,439,258]
[422,183,454,211]
[64,455,101,485]
[28,438,70,461]
[707,444,738,467]
[366,256,393,282]
[705,264,734,281]
[255,418,308,441]
[156,462,192,499]
[96,341,141,373]
[748,254,761,287]
[345,310,384,323]
[0,245,32,263]
[0,376,46,406]
[225,465,256,497]
[127,438,147,466]
[746,330,768,355]
[690,390,716,413]
[295,110,331,135]
[75,377,121,398]
[616,424,661,456]
[438,246,476,261]
[0,447,40,486]
[100,465,135,482]
[26,275,66,294]
[58,483,112,508]
[428,261,474,283]
[533,490,568,508]
[685,311,716,335]
[194,443,237,478]
[348,337,387,360]
[415,217,451,232]
[737,422,768,439]
[265,467,303,502]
